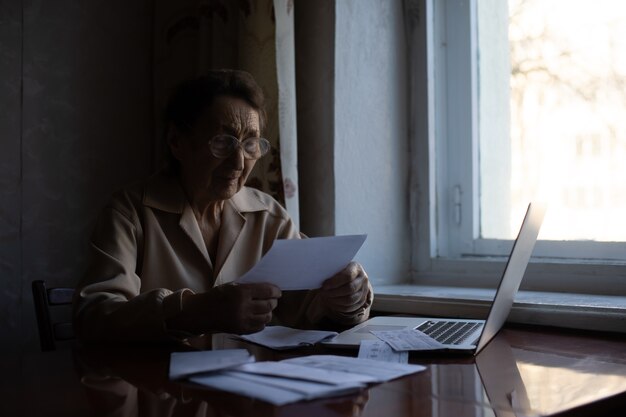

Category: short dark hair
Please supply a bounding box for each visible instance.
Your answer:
[163,69,266,171]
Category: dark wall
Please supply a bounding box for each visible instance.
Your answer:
[0,0,155,354]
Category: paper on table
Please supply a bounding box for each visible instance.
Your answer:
[283,355,425,383]
[225,371,362,400]
[186,354,424,405]
[238,235,367,290]
[169,349,254,380]
[371,329,445,351]
[238,325,338,350]
[235,361,378,384]
[189,373,304,406]
[358,340,409,363]
[190,370,362,406]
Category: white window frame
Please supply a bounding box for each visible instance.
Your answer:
[408,0,626,297]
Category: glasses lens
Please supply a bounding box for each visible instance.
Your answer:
[208,135,270,159]
[210,135,237,158]
[242,138,270,160]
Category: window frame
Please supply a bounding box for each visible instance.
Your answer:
[407,0,626,297]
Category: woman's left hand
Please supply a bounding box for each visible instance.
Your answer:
[319,262,370,314]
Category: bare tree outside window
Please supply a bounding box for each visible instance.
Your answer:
[487,0,626,241]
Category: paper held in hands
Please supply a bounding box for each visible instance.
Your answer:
[238,234,367,290]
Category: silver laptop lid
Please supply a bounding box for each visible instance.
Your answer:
[474,203,546,354]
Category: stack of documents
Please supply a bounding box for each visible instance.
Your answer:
[238,326,338,350]
[357,340,409,363]
[170,350,425,406]
[169,349,254,380]
[371,328,445,351]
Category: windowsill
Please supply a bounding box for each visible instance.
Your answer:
[372,284,626,334]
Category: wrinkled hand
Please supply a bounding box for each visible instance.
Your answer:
[209,282,282,334]
[319,262,369,315]
[177,282,282,335]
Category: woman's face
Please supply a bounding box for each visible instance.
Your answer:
[170,95,261,202]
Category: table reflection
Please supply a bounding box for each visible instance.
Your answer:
[69,328,626,417]
[444,329,626,417]
[512,347,626,415]
[74,341,371,417]
[355,328,626,417]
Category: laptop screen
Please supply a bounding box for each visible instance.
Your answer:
[474,203,546,354]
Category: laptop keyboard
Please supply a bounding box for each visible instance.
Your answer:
[415,321,481,345]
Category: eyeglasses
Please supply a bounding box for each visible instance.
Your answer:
[206,135,271,160]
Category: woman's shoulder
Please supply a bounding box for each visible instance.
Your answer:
[109,171,183,212]
[102,178,149,223]
[103,172,166,217]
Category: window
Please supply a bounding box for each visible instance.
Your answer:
[411,0,626,294]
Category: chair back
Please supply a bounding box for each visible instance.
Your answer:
[32,280,75,351]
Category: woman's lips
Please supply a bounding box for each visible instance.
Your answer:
[216,174,241,182]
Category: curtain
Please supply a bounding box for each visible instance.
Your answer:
[153,0,299,226]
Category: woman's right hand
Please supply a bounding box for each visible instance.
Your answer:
[169,282,282,335]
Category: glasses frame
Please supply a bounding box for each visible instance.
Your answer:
[205,134,271,160]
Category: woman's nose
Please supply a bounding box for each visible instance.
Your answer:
[230,146,245,170]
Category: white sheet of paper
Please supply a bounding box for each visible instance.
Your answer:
[371,329,445,351]
[187,354,424,405]
[238,235,367,290]
[189,373,305,406]
[358,340,409,363]
[283,355,425,383]
[238,325,337,350]
[224,371,362,398]
[235,361,377,384]
[190,368,363,406]
[169,349,254,380]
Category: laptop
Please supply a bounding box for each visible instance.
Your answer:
[324,202,546,355]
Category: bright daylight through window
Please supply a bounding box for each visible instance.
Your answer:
[480,0,626,244]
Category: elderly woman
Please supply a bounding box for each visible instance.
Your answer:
[73,70,373,342]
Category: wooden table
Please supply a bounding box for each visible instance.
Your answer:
[8,325,626,416]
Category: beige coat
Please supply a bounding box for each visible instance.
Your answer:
[73,172,372,342]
